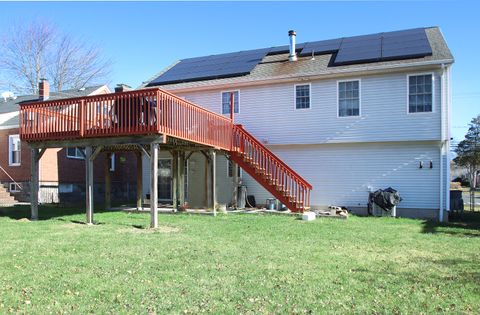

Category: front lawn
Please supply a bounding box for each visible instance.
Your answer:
[0,206,479,314]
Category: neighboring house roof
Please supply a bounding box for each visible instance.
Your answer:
[0,85,110,128]
[143,27,453,91]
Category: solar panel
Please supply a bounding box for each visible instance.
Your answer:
[148,48,270,85]
[334,34,382,65]
[381,28,432,59]
[299,38,343,56]
[148,28,433,85]
[333,28,431,65]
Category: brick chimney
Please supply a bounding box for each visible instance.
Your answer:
[115,83,132,93]
[39,78,50,101]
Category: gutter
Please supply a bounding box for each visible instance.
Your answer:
[439,63,451,222]
[159,58,455,93]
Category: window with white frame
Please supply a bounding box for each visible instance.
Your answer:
[338,80,360,117]
[109,153,116,171]
[222,91,239,114]
[228,159,242,178]
[67,147,85,159]
[408,74,433,113]
[295,84,310,109]
[9,182,20,192]
[8,135,21,166]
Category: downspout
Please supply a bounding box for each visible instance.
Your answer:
[439,63,448,222]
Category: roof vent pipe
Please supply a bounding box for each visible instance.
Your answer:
[288,30,297,62]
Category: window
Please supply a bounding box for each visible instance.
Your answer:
[59,183,74,193]
[408,74,433,113]
[338,80,360,117]
[295,84,310,109]
[9,183,20,192]
[228,160,242,178]
[8,135,21,166]
[110,153,116,172]
[222,91,239,114]
[66,147,85,159]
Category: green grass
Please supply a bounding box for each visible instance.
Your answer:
[0,205,479,314]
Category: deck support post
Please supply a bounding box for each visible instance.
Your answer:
[178,151,186,209]
[172,151,178,210]
[232,160,239,209]
[85,146,94,225]
[210,150,217,216]
[150,143,159,228]
[136,151,143,211]
[30,148,41,220]
[104,152,112,210]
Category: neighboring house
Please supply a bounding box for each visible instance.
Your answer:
[139,26,453,220]
[0,81,136,203]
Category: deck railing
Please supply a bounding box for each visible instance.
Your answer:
[19,88,233,150]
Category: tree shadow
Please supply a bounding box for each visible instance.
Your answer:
[421,212,480,237]
[0,204,113,221]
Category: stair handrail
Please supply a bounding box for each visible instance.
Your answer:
[232,124,312,190]
[0,164,22,191]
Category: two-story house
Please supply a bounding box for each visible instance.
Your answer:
[139,26,453,221]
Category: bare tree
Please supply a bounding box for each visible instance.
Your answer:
[0,20,111,94]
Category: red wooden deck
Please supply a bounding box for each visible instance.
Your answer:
[19,88,312,212]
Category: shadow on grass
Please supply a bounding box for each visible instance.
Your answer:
[0,204,113,221]
[375,257,480,289]
[422,211,480,237]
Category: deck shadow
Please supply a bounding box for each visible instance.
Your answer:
[421,211,480,237]
[0,204,113,221]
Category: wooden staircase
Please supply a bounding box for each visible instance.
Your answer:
[230,125,312,212]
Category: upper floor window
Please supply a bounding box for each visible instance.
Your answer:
[222,91,239,114]
[408,74,433,113]
[338,80,360,117]
[67,147,85,159]
[295,84,310,109]
[8,135,20,166]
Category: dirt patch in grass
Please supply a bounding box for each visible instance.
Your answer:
[16,218,31,222]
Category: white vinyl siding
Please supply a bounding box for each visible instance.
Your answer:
[177,70,442,145]
[338,80,360,117]
[8,134,20,166]
[242,142,441,210]
[221,91,239,114]
[295,84,310,109]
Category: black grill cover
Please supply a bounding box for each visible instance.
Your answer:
[369,187,402,211]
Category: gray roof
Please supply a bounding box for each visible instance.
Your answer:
[143,27,453,91]
[0,85,107,127]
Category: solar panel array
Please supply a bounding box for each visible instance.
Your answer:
[334,28,432,65]
[148,28,433,86]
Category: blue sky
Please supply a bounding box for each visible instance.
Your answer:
[0,1,478,141]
